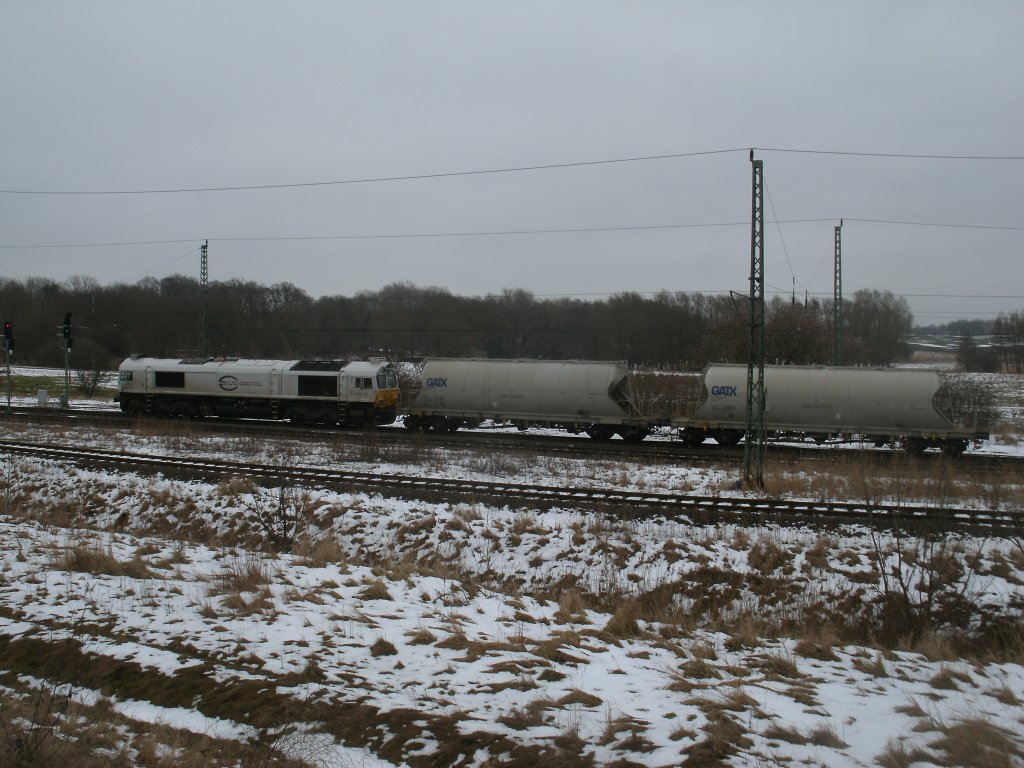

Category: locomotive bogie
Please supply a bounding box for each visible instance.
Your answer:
[117,357,400,427]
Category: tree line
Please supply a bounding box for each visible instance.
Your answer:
[956,312,1024,373]
[0,275,940,371]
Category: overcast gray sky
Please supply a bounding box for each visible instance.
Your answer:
[2,1,1022,325]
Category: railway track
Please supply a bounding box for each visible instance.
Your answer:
[2,438,1020,534]
[0,406,1019,472]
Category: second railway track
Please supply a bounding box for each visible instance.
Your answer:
[2,438,1020,534]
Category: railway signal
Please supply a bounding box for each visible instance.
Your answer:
[59,313,72,408]
[62,312,73,350]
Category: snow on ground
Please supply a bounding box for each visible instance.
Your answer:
[0,417,1023,765]
[2,505,1023,768]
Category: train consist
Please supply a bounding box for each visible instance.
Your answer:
[114,355,988,455]
[116,356,400,427]
[403,359,988,455]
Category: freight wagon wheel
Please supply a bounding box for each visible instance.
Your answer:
[941,440,967,457]
[902,438,927,456]
[681,430,706,447]
[585,426,614,441]
[714,430,742,448]
[616,428,647,443]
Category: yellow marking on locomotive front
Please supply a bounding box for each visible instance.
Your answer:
[376,389,400,408]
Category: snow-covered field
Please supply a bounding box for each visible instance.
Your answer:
[0,415,1023,766]
[0,367,1022,766]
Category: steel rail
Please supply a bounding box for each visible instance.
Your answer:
[0,407,1018,472]
[1,439,1019,534]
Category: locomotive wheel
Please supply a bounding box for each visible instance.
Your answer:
[171,402,198,420]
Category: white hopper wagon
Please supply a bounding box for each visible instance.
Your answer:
[403,358,649,440]
[677,364,988,455]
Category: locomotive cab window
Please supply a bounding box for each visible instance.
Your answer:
[298,375,338,398]
[154,371,185,388]
[354,377,373,390]
[119,371,133,383]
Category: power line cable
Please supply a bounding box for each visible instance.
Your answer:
[754,147,1024,161]
[3,145,1022,196]
[0,148,747,196]
[3,216,1022,251]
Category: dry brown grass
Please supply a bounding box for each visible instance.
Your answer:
[554,588,590,625]
[929,717,1024,768]
[405,627,437,645]
[211,554,274,594]
[603,598,643,639]
[762,451,1020,509]
[292,534,347,568]
[56,541,157,580]
[358,579,394,601]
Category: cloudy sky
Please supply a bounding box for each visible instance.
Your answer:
[2,1,1022,325]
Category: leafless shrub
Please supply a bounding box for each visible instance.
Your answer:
[242,485,320,553]
[868,518,987,648]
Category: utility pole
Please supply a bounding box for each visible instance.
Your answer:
[833,220,843,365]
[199,240,209,358]
[743,152,766,490]
[61,313,72,408]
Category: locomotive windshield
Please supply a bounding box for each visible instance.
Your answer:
[378,369,398,389]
